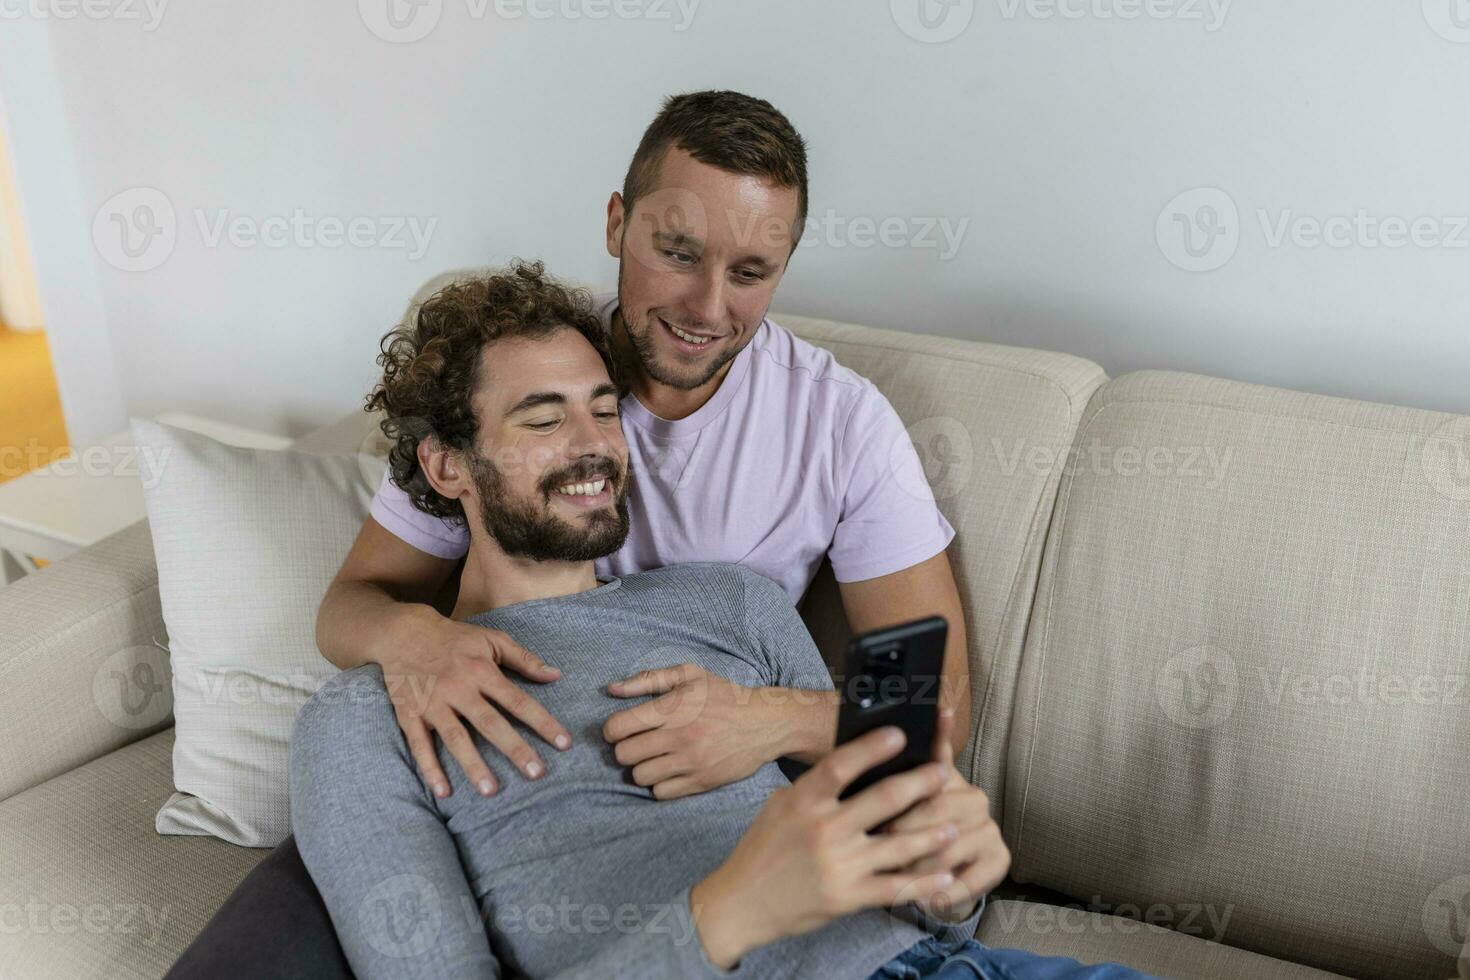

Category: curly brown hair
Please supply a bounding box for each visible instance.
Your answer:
[366,260,619,525]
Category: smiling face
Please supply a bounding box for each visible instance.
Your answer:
[606,146,800,393]
[458,327,631,562]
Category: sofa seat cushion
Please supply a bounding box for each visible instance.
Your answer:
[0,729,269,980]
[977,900,1350,980]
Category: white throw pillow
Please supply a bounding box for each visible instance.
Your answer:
[131,418,386,847]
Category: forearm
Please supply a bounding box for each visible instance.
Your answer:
[316,578,439,671]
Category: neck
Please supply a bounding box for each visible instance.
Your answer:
[450,538,600,622]
[611,307,735,422]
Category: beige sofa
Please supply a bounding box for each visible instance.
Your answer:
[2,285,1467,980]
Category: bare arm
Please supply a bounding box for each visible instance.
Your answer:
[839,549,971,755]
[315,516,460,671]
[314,516,574,798]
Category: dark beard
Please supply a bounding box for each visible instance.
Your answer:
[467,452,630,562]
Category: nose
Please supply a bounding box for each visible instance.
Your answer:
[683,267,725,328]
[565,409,615,463]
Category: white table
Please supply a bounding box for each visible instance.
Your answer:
[0,412,292,584]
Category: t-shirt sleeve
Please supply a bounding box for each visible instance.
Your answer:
[827,384,955,583]
[368,464,471,560]
[738,567,836,694]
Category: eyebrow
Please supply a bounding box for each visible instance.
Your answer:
[505,383,620,417]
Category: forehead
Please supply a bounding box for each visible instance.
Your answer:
[474,329,613,411]
[642,147,800,245]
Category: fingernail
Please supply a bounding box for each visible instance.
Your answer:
[942,824,958,840]
[526,761,543,778]
[936,872,954,885]
[554,734,571,749]
[478,779,495,796]
[883,727,904,746]
[434,782,449,798]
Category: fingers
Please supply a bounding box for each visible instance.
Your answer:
[835,760,949,835]
[396,710,455,799]
[799,726,909,800]
[856,822,960,876]
[613,729,675,769]
[608,663,699,698]
[424,711,501,797]
[477,667,573,752]
[491,633,562,682]
[858,869,958,912]
[454,694,548,784]
[932,707,955,771]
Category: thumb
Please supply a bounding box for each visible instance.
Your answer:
[609,663,696,697]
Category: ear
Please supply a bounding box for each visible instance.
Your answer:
[416,435,469,504]
[605,192,626,259]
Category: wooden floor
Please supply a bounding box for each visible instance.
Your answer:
[0,326,69,487]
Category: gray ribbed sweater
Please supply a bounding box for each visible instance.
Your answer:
[289,562,982,979]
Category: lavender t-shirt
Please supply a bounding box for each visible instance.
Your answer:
[369,294,954,603]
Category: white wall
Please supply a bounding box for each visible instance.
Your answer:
[6,0,1468,440]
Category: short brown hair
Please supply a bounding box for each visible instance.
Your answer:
[621,90,809,246]
[366,260,618,524]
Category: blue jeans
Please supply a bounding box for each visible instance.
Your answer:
[867,935,1159,980]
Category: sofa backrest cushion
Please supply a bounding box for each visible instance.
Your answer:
[1006,369,1470,980]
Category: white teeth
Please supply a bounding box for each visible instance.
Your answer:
[555,478,606,497]
[667,322,712,346]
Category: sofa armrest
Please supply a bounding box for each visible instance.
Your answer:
[0,519,173,803]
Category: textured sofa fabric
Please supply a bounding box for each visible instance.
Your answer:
[1006,370,1470,980]
[0,729,268,980]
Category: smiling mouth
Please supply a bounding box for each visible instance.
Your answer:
[659,317,721,349]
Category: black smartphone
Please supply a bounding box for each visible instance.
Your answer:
[834,615,948,801]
